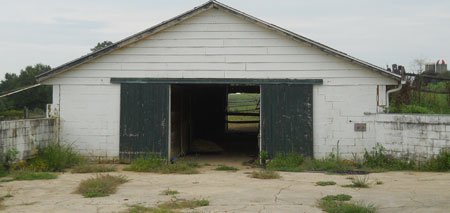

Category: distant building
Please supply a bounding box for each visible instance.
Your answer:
[425,59,447,73]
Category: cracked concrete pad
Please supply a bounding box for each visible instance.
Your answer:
[0,166,449,213]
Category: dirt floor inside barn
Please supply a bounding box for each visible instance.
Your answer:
[1,159,449,213]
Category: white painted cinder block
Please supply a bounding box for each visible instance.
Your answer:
[42,8,402,159]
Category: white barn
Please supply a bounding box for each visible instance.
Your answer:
[37,0,402,161]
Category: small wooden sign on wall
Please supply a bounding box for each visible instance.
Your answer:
[354,123,366,132]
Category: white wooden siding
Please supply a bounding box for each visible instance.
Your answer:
[45,9,397,86]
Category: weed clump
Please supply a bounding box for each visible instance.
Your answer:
[321,194,352,201]
[28,142,83,172]
[249,169,281,179]
[157,199,209,210]
[124,156,200,174]
[342,176,370,188]
[318,194,376,213]
[363,144,414,171]
[76,174,128,198]
[316,181,336,186]
[266,152,305,171]
[71,164,116,173]
[161,189,179,195]
[420,149,450,171]
[127,204,177,213]
[215,165,238,171]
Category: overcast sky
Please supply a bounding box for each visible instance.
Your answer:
[1,0,449,80]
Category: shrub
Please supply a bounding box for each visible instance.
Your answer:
[249,169,281,179]
[316,181,336,186]
[124,156,199,174]
[215,165,238,171]
[71,164,117,173]
[76,174,128,198]
[30,142,83,172]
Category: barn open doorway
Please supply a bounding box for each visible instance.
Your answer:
[170,84,260,161]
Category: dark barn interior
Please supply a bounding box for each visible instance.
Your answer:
[170,84,260,159]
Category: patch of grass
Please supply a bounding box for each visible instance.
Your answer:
[342,176,370,188]
[157,199,209,210]
[76,174,128,198]
[267,152,305,171]
[322,194,352,201]
[161,189,179,195]
[249,169,281,179]
[215,165,238,171]
[376,180,383,185]
[71,164,117,173]
[203,163,211,166]
[127,204,178,213]
[318,199,376,213]
[124,156,200,174]
[1,164,10,178]
[12,171,57,181]
[28,142,83,172]
[419,148,450,172]
[316,181,336,186]
[362,144,414,171]
[0,179,14,183]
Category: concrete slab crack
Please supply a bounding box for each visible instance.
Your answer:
[274,184,293,203]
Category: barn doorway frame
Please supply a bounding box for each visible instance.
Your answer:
[112,78,322,161]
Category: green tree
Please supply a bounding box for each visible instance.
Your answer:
[91,41,113,52]
[0,64,52,111]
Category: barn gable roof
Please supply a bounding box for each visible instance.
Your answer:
[36,0,401,82]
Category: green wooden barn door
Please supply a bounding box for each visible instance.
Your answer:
[120,83,169,161]
[261,84,313,158]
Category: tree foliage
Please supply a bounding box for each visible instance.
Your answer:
[0,64,52,112]
[91,41,113,52]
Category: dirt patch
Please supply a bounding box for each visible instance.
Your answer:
[0,166,449,213]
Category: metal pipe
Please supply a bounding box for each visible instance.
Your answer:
[0,84,41,98]
[386,81,406,111]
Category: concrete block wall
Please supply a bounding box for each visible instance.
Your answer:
[0,118,56,161]
[374,114,450,160]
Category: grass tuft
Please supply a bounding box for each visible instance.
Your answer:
[76,174,128,198]
[318,200,376,213]
[161,189,179,195]
[321,194,352,201]
[342,176,370,188]
[124,156,200,174]
[127,204,178,213]
[215,165,239,171]
[316,181,336,186]
[71,164,117,173]
[249,169,281,179]
[157,199,209,210]
[12,171,57,181]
